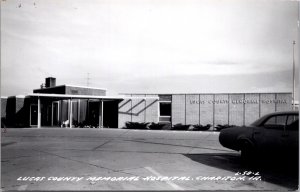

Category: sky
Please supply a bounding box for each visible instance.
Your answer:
[1,0,299,99]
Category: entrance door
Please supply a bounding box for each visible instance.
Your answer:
[103,101,118,128]
[42,104,52,126]
[30,104,38,126]
[52,101,60,126]
[88,101,99,127]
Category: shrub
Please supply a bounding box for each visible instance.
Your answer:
[148,123,165,130]
[124,122,149,130]
[171,124,190,131]
[214,124,236,131]
[192,124,211,131]
[161,123,172,130]
[1,118,6,128]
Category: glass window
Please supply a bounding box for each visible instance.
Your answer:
[286,115,299,131]
[263,115,287,130]
[287,115,299,125]
[159,102,171,116]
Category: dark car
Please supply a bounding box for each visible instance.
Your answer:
[219,111,299,163]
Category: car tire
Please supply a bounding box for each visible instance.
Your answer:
[240,141,255,166]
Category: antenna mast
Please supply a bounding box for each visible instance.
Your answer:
[292,41,296,110]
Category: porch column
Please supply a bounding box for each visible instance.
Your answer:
[37,97,41,128]
[78,100,80,123]
[87,99,89,125]
[69,99,73,128]
[51,102,53,127]
[99,100,103,128]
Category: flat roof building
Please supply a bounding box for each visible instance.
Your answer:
[1,77,294,129]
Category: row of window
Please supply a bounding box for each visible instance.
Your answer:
[263,115,298,131]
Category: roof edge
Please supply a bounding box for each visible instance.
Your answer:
[27,93,159,100]
[33,84,107,91]
[120,92,293,95]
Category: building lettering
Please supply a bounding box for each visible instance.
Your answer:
[189,99,287,104]
[189,100,205,104]
[261,99,287,104]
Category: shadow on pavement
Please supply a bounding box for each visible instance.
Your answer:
[1,142,16,147]
[184,153,299,190]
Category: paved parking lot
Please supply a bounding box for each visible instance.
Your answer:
[1,128,298,191]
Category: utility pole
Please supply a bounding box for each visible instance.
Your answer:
[292,41,296,110]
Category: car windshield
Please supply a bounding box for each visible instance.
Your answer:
[249,114,269,127]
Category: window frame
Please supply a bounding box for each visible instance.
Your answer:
[158,101,172,122]
[261,115,288,131]
[286,115,299,131]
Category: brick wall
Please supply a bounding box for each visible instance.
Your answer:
[172,95,185,125]
[245,94,260,125]
[118,94,159,128]
[5,97,16,127]
[15,97,30,127]
[229,94,244,126]
[172,93,292,128]
[1,98,7,118]
[214,94,229,126]
[1,97,8,128]
[131,94,146,123]
[276,93,292,112]
[64,92,292,128]
[16,97,25,114]
[1,97,31,127]
[118,98,132,128]
[200,94,214,126]
[260,94,276,116]
[185,94,199,125]
[145,95,159,123]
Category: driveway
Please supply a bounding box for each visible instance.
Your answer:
[1,128,298,191]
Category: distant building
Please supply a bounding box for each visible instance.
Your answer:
[1,77,293,129]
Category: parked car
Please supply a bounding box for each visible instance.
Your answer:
[219,111,299,163]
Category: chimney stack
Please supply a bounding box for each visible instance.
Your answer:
[45,77,56,88]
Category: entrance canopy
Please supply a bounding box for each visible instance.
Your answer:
[28,93,158,100]
[28,93,159,128]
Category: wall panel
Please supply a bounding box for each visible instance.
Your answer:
[172,95,185,125]
[276,93,292,112]
[244,94,259,125]
[200,94,214,126]
[260,94,276,116]
[229,94,244,126]
[185,94,200,125]
[214,94,229,126]
[145,94,159,123]
[118,98,132,128]
[1,98,7,118]
[131,94,146,123]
